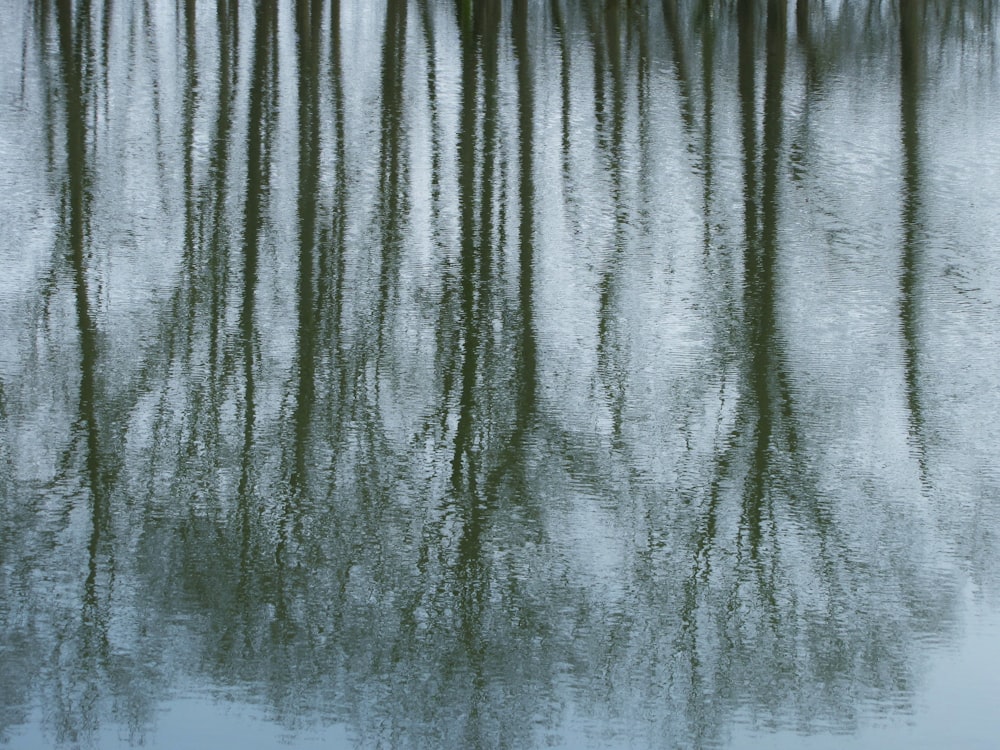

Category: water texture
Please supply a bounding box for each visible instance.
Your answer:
[1,1,999,747]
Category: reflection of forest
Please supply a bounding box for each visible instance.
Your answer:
[2,0,999,746]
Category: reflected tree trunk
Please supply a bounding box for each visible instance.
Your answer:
[232,0,277,650]
[55,0,115,738]
[550,0,572,177]
[375,0,408,369]
[900,0,927,479]
[290,0,323,495]
[453,4,486,741]
[663,0,697,135]
[207,0,238,403]
[735,0,796,604]
[181,0,197,351]
[594,0,628,446]
[512,0,538,459]
[325,0,350,443]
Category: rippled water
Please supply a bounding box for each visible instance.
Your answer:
[2,1,1000,747]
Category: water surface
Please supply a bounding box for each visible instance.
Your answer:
[2,0,1000,747]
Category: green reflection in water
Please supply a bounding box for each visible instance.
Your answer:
[1,0,1000,748]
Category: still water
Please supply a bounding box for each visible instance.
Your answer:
[2,0,1000,747]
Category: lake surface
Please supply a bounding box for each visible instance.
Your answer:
[2,0,1000,747]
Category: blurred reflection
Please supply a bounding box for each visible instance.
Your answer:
[1,0,999,747]
[899,0,926,478]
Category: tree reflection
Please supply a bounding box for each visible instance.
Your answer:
[2,0,998,747]
[899,0,927,480]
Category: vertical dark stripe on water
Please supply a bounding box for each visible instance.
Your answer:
[735,0,761,559]
[739,0,761,556]
[796,0,808,38]
[182,0,198,349]
[327,0,350,426]
[417,0,444,225]
[452,0,479,495]
[291,0,322,494]
[56,0,113,673]
[100,0,113,125]
[241,0,268,452]
[318,0,354,639]
[663,0,697,137]
[376,0,408,364]
[596,1,628,445]
[682,7,722,709]
[900,0,927,479]
[513,0,536,436]
[750,0,787,602]
[701,0,717,255]
[481,0,539,523]
[738,0,789,575]
[550,0,572,176]
[140,0,169,200]
[32,4,48,171]
[453,7,487,743]
[477,2,501,293]
[764,0,796,453]
[208,0,237,381]
[796,0,821,121]
[738,0,758,252]
[238,0,275,590]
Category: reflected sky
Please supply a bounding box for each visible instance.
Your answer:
[1,0,1000,748]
